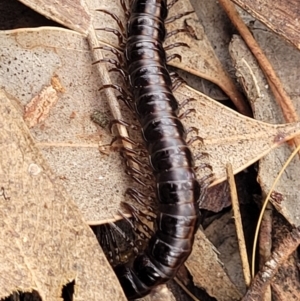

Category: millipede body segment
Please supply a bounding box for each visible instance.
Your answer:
[110,0,201,299]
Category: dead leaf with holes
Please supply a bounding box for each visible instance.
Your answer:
[0,90,126,301]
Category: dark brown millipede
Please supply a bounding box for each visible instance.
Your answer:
[96,0,203,299]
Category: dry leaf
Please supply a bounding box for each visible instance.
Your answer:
[231,0,300,50]
[18,0,91,34]
[185,230,242,301]
[164,0,250,115]
[229,35,300,226]
[176,84,300,186]
[2,27,300,225]
[0,89,126,300]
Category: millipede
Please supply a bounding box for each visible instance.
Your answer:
[95,0,204,299]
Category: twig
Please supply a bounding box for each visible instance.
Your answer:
[174,277,202,301]
[88,28,139,173]
[218,0,300,145]
[226,163,251,287]
[241,226,300,301]
[251,144,300,278]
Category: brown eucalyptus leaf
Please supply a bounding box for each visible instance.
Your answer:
[2,27,300,225]
[231,0,300,50]
[229,34,300,227]
[0,89,126,300]
[185,230,242,301]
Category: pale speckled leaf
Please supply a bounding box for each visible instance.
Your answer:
[0,89,126,301]
[229,34,300,227]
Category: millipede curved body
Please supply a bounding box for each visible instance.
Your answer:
[113,0,201,299]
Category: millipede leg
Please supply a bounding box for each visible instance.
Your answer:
[194,163,213,172]
[124,202,155,224]
[178,108,196,119]
[110,135,143,148]
[166,28,191,39]
[167,0,178,9]
[93,45,124,63]
[187,135,203,145]
[165,11,194,24]
[109,221,141,256]
[122,153,151,171]
[99,84,131,99]
[95,27,125,46]
[198,173,215,188]
[129,174,154,190]
[186,126,199,135]
[123,203,155,237]
[121,146,148,157]
[116,95,134,111]
[125,164,153,181]
[194,152,209,161]
[109,119,139,133]
[178,97,196,109]
[93,58,123,70]
[172,77,187,91]
[120,0,130,18]
[166,53,182,63]
[96,9,125,33]
[165,42,190,51]
[108,68,128,82]
[125,188,156,211]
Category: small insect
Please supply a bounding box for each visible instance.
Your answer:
[96,0,203,299]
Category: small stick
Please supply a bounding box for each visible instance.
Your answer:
[226,163,251,287]
[241,226,300,301]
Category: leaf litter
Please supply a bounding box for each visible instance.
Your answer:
[0,90,126,301]
[0,1,298,298]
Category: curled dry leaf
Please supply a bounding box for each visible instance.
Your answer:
[0,90,126,301]
[231,0,300,50]
[229,35,300,226]
[1,27,300,225]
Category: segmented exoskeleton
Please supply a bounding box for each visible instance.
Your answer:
[97,0,201,299]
